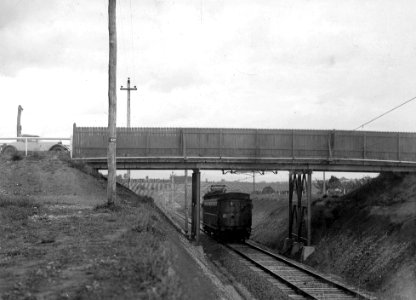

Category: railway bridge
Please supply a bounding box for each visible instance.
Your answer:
[72,124,416,250]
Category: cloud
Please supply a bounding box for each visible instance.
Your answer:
[0,30,66,76]
[0,0,58,29]
[149,68,205,93]
[2,0,416,138]
[0,0,107,76]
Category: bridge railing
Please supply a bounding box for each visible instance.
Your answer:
[72,125,416,163]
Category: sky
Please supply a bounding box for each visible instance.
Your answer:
[1,0,416,181]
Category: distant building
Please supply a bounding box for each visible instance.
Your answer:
[170,175,192,184]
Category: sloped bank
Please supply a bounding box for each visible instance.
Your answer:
[0,155,227,299]
[251,173,416,299]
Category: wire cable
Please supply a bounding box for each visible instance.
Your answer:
[354,95,416,130]
[118,0,130,77]
[129,0,136,79]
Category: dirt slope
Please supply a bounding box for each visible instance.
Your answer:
[0,155,107,208]
[251,173,416,300]
[0,155,233,299]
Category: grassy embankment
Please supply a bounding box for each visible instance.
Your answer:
[0,155,182,299]
[250,173,416,299]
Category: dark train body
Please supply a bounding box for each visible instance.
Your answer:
[202,185,252,241]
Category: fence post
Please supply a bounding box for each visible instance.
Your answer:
[70,135,73,159]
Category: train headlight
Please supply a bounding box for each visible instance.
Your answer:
[222,213,235,219]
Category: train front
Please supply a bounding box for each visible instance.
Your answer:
[202,185,252,241]
[218,192,252,240]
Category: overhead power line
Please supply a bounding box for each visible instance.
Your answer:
[129,0,136,78]
[354,95,416,130]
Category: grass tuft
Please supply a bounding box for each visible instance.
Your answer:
[94,202,123,212]
[11,152,23,161]
[0,197,38,208]
[67,159,105,180]
[0,197,39,222]
[133,214,165,238]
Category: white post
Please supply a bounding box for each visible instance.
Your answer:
[70,135,73,158]
[25,137,28,156]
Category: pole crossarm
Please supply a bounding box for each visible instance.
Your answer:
[120,77,137,127]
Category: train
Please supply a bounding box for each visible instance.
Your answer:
[201,185,252,241]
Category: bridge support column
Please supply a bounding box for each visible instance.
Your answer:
[184,169,189,236]
[191,169,201,243]
[307,171,312,246]
[287,170,313,249]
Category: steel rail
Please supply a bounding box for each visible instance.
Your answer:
[224,242,317,299]
[171,211,314,299]
[244,241,375,300]
[225,242,375,300]
[172,211,375,300]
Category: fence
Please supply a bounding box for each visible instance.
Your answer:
[72,126,416,163]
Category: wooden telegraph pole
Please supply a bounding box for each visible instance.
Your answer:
[120,77,137,188]
[107,0,117,205]
[120,77,137,127]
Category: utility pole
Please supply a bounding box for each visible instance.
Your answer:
[120,77,137,127]
[120,77,137,188]
[107,0,117,205]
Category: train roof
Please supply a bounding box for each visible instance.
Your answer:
[203,191,250,200]
[202,184,250,200]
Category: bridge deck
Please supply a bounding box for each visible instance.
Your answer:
[72,125,416,172]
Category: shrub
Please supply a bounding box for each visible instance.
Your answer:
[11,152,23,161]
[0,197,37,208]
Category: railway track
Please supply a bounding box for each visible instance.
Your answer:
[170,210,375,300]
[225,241,375,300]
